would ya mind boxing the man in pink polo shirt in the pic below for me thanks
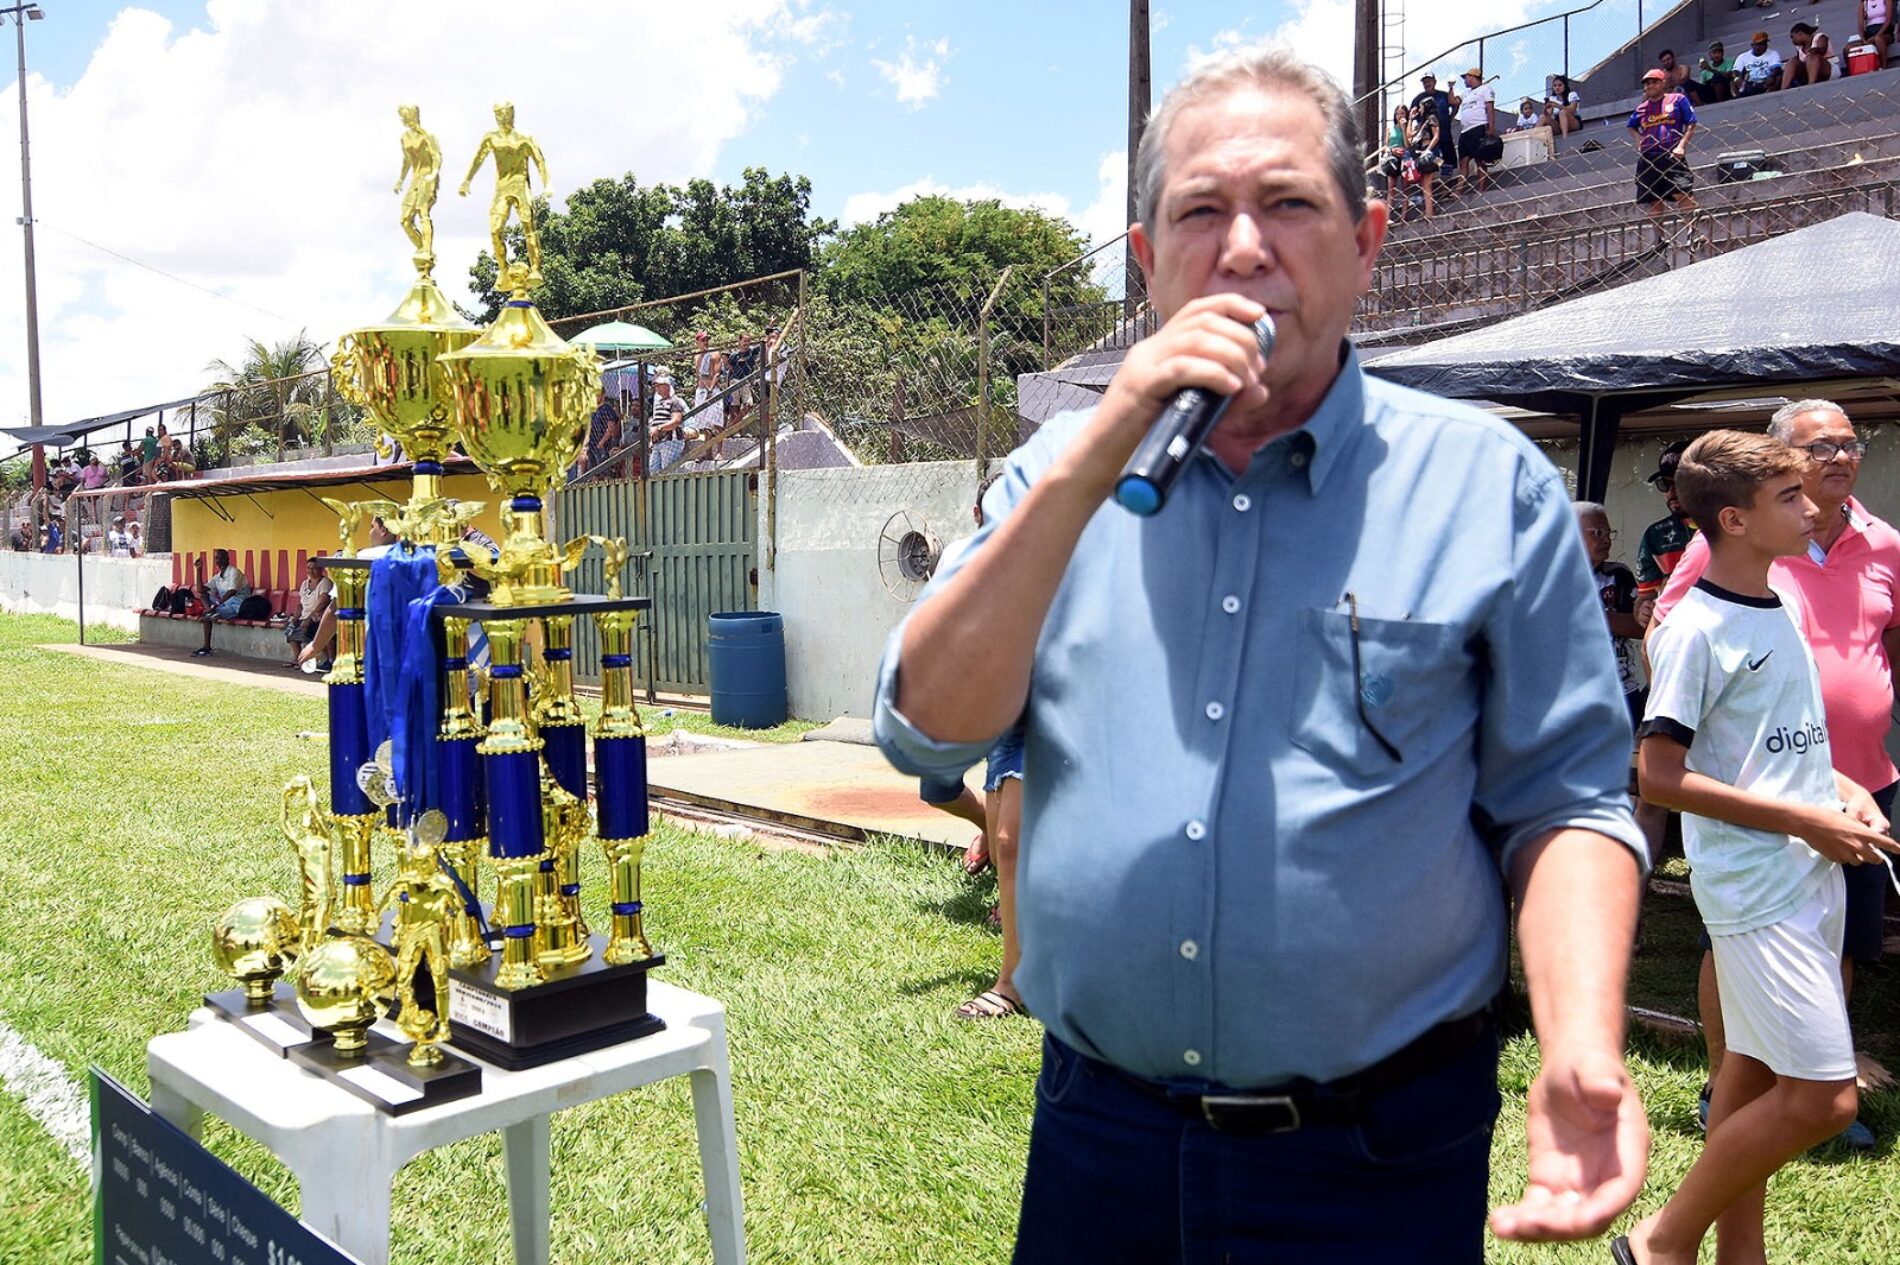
[1650,398,1899,1150]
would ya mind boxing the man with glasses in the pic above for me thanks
[876,48,1648,1260]
[1578,503,1644,727]
[1649,401,1900,1150]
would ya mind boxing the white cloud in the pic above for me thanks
[0,0,830,447]
[871,34,950,110]
[841,148,1129,254]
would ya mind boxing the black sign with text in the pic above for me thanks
[91,1068,361,1265]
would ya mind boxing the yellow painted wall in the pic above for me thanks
[170,473,504,569]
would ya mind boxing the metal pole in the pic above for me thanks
[73,495,82,646]
[1564,17,1570,85]
[12,5,43,437]
[1125,0,1149,320]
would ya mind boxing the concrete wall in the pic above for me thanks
[0,552,172,631]
[759,461,986,721]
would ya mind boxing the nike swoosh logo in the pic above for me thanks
[1747,651,1773,671]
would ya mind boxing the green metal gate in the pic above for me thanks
[556,470,758,692]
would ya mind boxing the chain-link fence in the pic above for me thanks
[1363,63,1900,341]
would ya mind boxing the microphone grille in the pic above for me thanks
[1253,314,1278,359]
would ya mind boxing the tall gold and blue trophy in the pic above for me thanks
[205,103,664,1111]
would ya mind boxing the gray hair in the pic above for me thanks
[1767,398,1848,443]
[1133,46,1366,233]
[1572,500,1608,519]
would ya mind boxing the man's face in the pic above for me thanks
[1420,77,1435,94]
[1739,471,1817,558]
[306,560,321,582]
[1658,471,1682,515]
[1751,37,1769,54]
[1785,408,1860,504]
[1578,511,1613,566]
[1643,78,1665,100]
[1130,85,1386,406]
[656,381,673,398]
[1659,52,1677,70]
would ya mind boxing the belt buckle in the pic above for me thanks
[1199,1093,1302,1134]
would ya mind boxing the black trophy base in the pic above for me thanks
[204,983,319,1057]
[446,936,666,1070]
[288,1030,483,1115]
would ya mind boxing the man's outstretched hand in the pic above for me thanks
[1491,1045,1649,1241]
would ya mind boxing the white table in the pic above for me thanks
[146,980,747,1265]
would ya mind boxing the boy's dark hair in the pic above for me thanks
[1675,430,1808,538]
[1791,21,1814,37]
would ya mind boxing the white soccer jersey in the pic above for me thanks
[1641,579,1838,934]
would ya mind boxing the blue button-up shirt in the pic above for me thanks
[874,347,1645,1088]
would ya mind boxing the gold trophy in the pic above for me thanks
[211,897,301,1005]
[439,103,598,604]
[280,776,334,968]
[331,108,483,546]
[380,838,459,1067]
[293,934,395,1058]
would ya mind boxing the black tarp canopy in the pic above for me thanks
[1,395,201,448]
[1363,212,1900,498]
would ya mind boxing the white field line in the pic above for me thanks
[0,1013,90,1168]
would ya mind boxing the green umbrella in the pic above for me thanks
[571,319,673,353]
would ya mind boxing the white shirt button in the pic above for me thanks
[1180,939,1200,960]
[1185,820,1207,841]
[1221,595,1241,614]
[1205,701,1225,721]
[1290,450,1309,469]
[1183,1048,1203,1067]
[1232,494,1252,512]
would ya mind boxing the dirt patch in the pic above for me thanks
[802,785,938,822]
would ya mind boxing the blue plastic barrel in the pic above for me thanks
[708,611,788,728]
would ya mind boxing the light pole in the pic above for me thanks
[6,2,42,442]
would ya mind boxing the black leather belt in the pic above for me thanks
[1097,1008,1493,1136]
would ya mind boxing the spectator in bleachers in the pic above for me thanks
[1732,30,1783,98]
[125,520,142,556]
[728,331,759,429]
[692,331,723,429]
[286,557,333,669]
[51,457,78,495]
[1657,49,1701,104]
[1783,22,1833,90]
[138,426,159,481]
[40,517,61,553]
[1861,0,1895,71]
[80,454,107,491]
[1453,66,1497,193]
[107,515,134,557]
[585,388,620,475]
[1510,97,1543,131]
[1697,42,1735,104]
[116,441,140,485]
[1545,74,1583,136]
[191,548,249,657]
[648,371,688,473]
[1629,68,1706,250]
[1410,72,1457,170]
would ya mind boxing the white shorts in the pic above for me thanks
[1710,867,1854,1081]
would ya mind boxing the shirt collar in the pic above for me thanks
[1288,341,1364,495]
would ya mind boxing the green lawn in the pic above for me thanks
[0,611,1896,1262]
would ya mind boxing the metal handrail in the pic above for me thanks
[1353,0,1611,109]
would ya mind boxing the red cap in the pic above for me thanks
[1642,68,1667,82]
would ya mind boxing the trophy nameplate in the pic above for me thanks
[446,935,665,1070]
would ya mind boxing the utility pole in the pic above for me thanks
[1353,0,1381,157]
[6,2,44,486]
[1126,0,1149,313]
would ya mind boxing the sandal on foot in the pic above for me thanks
[955,989,1024,1021]
[963,834,992,875]
[1610,1235,1637,1265]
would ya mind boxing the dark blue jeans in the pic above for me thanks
[1012,1030,1500,1264]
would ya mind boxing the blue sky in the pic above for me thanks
[0,0,1554,440]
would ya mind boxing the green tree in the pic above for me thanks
[816,196,1092,305]
[201,331,341,463]
[466,167,833,323]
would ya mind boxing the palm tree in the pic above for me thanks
[201,331,333,462]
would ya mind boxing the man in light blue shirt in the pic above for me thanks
[875,47,1650,1263]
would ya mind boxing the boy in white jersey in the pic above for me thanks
[1619,430,1898,1265]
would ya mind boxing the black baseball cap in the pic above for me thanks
[1647,438,1690,485]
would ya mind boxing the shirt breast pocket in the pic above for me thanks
[1289,608,1477,780]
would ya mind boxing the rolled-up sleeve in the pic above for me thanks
[1474,460,1649,874]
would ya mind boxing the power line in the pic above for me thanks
[37,220,307,328]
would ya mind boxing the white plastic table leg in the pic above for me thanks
[289,1123,393,1265]
[147,1080,204,1141]
[688,1017,746,1265]
[501,1112,552,1265]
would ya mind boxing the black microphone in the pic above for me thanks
[1114,313,1277,517]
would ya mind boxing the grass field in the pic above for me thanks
[0,611,1895,1263]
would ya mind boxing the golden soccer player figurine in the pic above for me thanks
[379,840,459,1066]
[393,104,442,276]
[458,101,550,289]
[280,775,334,967]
